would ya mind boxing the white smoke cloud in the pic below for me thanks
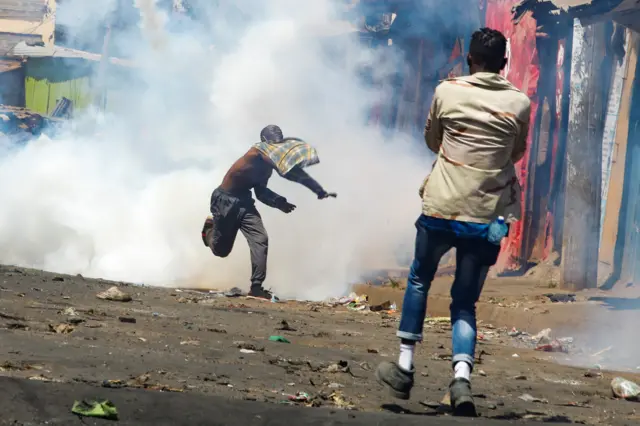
[0,0,432,300]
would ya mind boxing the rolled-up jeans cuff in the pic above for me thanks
[452,354,474,370]
[396,330,422,342]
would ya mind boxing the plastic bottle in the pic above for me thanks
[487,216,508,245]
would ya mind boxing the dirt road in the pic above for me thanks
[0,265,638,425]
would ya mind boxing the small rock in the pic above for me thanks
[367,348,379,354]
[278,320,296,331]
[513,375,527,380]
[52,277,65,282]
[518,393,548,404]
[118,316,137,324]
[478,370,487,377]
[96,286,132,302]
[328,382,344,389]
[62,307,78,317]
[512,354,519,358]
[180,340,200,346]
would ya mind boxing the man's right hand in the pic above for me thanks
[277,200,296,214]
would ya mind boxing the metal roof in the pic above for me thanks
[0,58,21,73]
[0,31,42,56]
[0,0,49,22]
[513,0,640,33]
[7,41,136,67]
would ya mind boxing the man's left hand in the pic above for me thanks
[318,190,337,199]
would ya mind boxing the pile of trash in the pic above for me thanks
[326,292,397,313]
[503,327,573,353]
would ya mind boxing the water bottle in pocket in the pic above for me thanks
[487,216,508,246]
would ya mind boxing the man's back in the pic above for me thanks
[219,148,273,197]
[430,72,530,169]
[421,72,531,224]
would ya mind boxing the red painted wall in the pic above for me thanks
[485,0,540,271]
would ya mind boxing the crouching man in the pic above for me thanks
[201,125,336,300]
[375,28,531,416]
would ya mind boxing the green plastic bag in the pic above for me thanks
[269,335,291,344]
[71,399,119,420]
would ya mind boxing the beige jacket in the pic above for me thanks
[420,72,531,224]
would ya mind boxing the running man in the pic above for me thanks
[201,125,336,300]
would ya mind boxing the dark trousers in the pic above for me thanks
[397,215,501,369]
[206,188,269,289]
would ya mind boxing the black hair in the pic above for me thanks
[469,28,507,73]
[260,125,284,143]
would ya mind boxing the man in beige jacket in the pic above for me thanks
[376,28,531,417]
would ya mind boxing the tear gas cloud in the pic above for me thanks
[0,0,432,300]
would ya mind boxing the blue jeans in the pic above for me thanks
[397,215,501,369]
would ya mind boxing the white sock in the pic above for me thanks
[454,361,471,381]
[398,343,415,371]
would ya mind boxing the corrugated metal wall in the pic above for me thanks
[485,0,541,272]
[0,66,25,107]
[23,57,93,116]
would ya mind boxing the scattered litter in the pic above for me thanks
[532,328,552,345]
[138,337,147,343]
[240,349,256,354]
[269,336,291,344]
[236,342,264,352]
[535,340,568,353]
[559,401,593,408]
[287,392,310,402]
[359,362,372,371]
[329,391,355,409]
[544,293,576,303]
[180,340,200,346]
[271,295,280,303]
[118,316,137,324]
[478,370,487,377]
[0,361,35,372]
[328,382,344,389]
[508,327,521,337]
[96,286,132,302]
[49,323,74,334]
[224,287,245,298]
[102,379,126,389]
[7,322,29,330]
[425,317,451,325]
[71,400,118,421]
[325,360,351,374]
[584,369,603,378]
[519,393,549,404]
[347,302,367,311]
[512,354,519,358]
[28,374,61,383]
[370,301,394,312]
[611,377,640,401]
[62,307,79,317]
[327,293,368,309]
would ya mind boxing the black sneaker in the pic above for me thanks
[201,216,213,247]
[247,286,277,301]
[375,361,414,400]
[449,378,477,417]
